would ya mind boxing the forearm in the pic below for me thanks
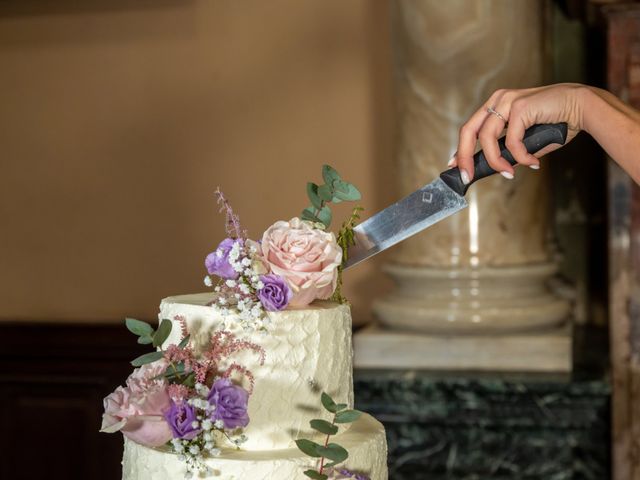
[581,86,640,183]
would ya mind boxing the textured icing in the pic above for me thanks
[123,413,388,480]
[159,293,354,450]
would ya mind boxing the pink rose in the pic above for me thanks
[100,361,172,447]
[260,217,342,307]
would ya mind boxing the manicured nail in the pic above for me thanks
[500,171,514,179]
[529,164,540,170]
[460,169,470,185]
[448,153,457,167]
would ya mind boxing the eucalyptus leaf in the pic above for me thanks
[301,207,320,223]
[334,409,362,424]
[317,205,332,228]
[131,351,163,367]
[310,419,338,435]
[125,318,154,337]
[303,470,328,480]
[307,183,323,210]
[317,184,334,202]
[316,442,348,466]
[177,335,190,349]
[182,372,196,388]
[332,180,361,202]
[295,439,323,458]
[321,392,339,413]
[322,164,341,185]
[334,403,348,411]
[137,335,153,345]
[153,319,173,347]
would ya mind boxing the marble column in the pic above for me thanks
[374,0,570,334]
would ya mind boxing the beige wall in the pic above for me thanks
[0,0,393,324]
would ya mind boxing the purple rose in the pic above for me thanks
[257,274,292,311]
[205,238,241,280]
[164,401,201,440]
[207,378,249,429]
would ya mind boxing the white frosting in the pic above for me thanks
[159,293,354,450]
[123,413,388,480]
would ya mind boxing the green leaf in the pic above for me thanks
[153,319,172,347]
[317,184,334,202]
[316,442,348,467]
[334,409,362,424]
[131,351,163,367]
[295,439,323,458]
[180,371,196,388]
[307,183,323,210]
[322,164,341,185]
[317,205,332,228]
[125,318,154,337]
[303,470,328,480]
[301,207,320,223]
[332,180,361,202]
[177,334,190,349]
[334,403,348,411]
[321,392,339,413]
[310,419,338,435]
[137,335,153,345]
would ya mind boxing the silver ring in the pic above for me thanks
[487,106,507,123]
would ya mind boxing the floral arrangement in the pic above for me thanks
[295,392,370,480]
[101,164,369,478]
[203,165,362,329]
[101,317,265,477]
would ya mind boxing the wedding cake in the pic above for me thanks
[101,166,389,479]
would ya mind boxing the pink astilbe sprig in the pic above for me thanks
[215,188,247,240]
[164,344,196,371]
[224,362,256,394]
[167,384,193,403]
[198,330,265,391]
[177,315,189,341]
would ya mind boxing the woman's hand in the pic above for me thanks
[450,83,586,184]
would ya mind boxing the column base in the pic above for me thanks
[353,323,572,373]
[373,262,571,334]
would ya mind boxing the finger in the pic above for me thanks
[455,90,506,182]
[504,99,540,168]
[478,106,514,178]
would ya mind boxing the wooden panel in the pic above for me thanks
[0,323,146,480]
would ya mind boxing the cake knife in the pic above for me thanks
[343,122,568,270]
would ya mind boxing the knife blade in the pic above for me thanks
[343,122,568,270]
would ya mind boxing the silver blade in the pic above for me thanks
[343,177,467,269]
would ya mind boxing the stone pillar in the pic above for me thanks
[374,0,570,334]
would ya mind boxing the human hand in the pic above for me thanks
[450,83,586,184]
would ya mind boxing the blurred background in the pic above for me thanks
[2,0,640,479]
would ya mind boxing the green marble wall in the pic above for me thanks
[354,371,610,479]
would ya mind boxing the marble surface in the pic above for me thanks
[354,370,610,479]
[354,323,572,372]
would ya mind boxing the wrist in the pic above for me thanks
[576,85,601,135]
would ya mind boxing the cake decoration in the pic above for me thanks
[101,316,265,477]
[101,165,389,479]
[203,165,363,330]
[295,392,370,480]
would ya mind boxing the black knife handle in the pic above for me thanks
[440,122,568,196]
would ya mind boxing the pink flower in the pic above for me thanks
[100,361,173,447]
[260,217,342,307]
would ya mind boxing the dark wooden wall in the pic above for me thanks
[0,323,145,480]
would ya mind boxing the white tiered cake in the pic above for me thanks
[121,294,388,479]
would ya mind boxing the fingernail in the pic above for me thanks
[460,169,470,185]
[448,153,457,167]
[500,171,514,179]
[529,164,540,170]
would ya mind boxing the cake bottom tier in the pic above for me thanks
[122,413,388,480]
